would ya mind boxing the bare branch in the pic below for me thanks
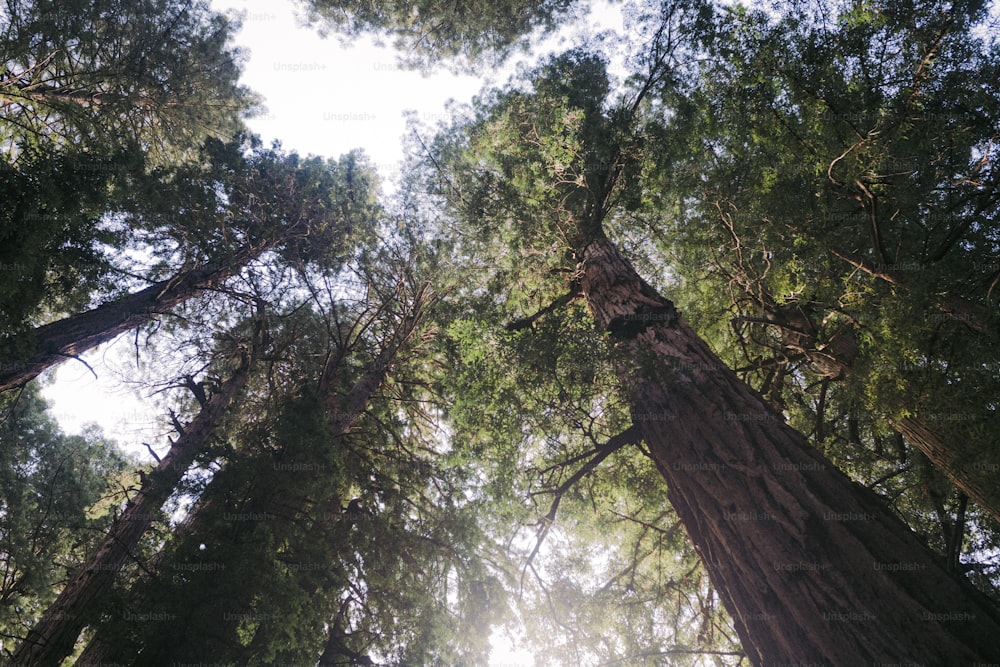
[505,280,582,331]
[520,425,642,584]
[142,443,161,464]
[54,352,98,381]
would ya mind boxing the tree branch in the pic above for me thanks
[54,352,98,381]
[505,281,582,331]
[831,247,994,334]
[521,425,642,581]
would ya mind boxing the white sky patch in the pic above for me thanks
[489,625,537,667]
[211,0,626,192]
[212,0,486,191]
[39,337,168,457]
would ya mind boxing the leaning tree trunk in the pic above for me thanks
[76,286,429,665]
[892,416,1000,527]
[579,236,1000,665]
[12,346,256,667]
[0,235,280,395]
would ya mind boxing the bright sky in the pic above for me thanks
[210,0,487,187]
[37,7,628,446]
[42,0,625,444]
[38,0,627,663]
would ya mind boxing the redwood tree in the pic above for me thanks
[424,42,1000,663]
[649,0,1000,525]
[11,325,260,666]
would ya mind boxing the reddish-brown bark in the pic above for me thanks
[742,294,1000,526]
[580,236,1000,665]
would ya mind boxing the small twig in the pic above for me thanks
[142,443,161,464]
[55,352,98,381]
[168,409,185,437]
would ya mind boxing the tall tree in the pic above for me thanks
[10,322,261,666]
[0,0,262,366]
[10,138,381,663]
[647,0,1000,523]
[422,37,1000,663]
[0,137,378,394]
[434,294,745,663]
[78,242,509,665]
[0,387,130,659]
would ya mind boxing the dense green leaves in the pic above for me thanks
[0,0,259,160]
[296,0,581,71]
[0,387,132,643]
[644,0,1000,531]
[0,146,143,335]
[6,0,1000,663]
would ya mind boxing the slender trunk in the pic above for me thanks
[0,256,258,393]
[11,351,255,667]
[78,288,429,665]
[69,495,223,667]
[751,297,1000,525]
[892,416,1000,526]
[579,237,1000,665]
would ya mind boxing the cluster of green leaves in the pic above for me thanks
[0,0,259,160]
[296,0,582,72]
[0,146,143,336]
[0,387,133,643]
[125,135,381,279]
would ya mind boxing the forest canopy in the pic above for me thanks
[2,0,999,664]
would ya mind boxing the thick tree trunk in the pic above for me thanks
[0,250,263,394]
[579,236,1000,665]
[12,350,255,667]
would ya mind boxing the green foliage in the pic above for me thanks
[0,134,383,401]
[128,135,382,276]
[296,0,581,72]
[0,0,260,161]
[0,386,132,645]
[0,145,144,335]
[643,0,1000,581]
